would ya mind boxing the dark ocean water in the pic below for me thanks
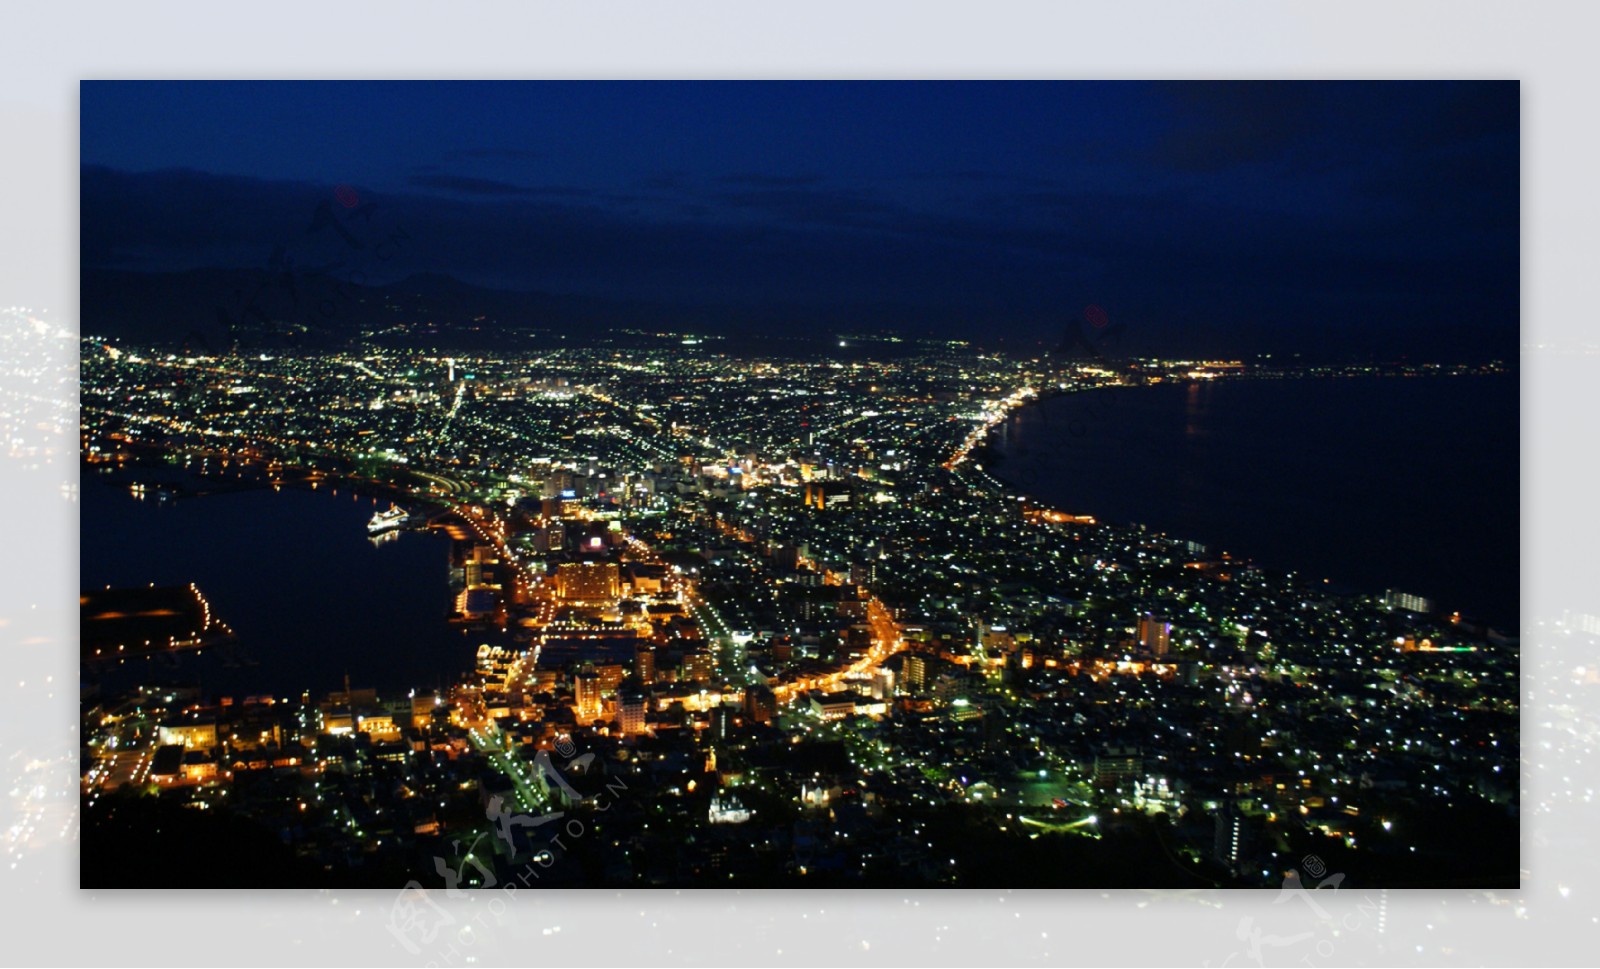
[990,375,1520,630]
[80,480,494,699]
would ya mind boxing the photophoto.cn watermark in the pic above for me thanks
[1211,855,1387,967]
[211,184,412,353]
[385,738,630,965]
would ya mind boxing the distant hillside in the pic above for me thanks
[80,266,995,355]
[80,267,698,351]
[78,267,1511,363]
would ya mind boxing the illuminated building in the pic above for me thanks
[682,650,715,683]
[708,794,752,824]
[594,663,626,695]
[803,481,852,509]
[1093,746,1142,788]
[543,470,575,498]
[809,691,863,720]
[1213,804,1258,874]
[534,521,566,552]
[1384,589,1434,614]
[626,563,666,594]
[181,751,218,784]
[557,561,621,603]
[634,643,657,684]
[1137,614,1171,657]
[158,719,218,749]
[710,703,735,739]
[902,653,927,693]
[619,684,648,736]
[465,545,501,590]
[574,667,604,723]
[411,692,443,727]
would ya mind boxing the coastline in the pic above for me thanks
[79,469,478,699]
[976,372,1519,631]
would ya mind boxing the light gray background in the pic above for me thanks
[1,1,1592,965]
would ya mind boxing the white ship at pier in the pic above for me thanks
[367,504,412,535]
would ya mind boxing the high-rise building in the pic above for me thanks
[902,653,927,693]
[1213,804,1258,874]
[743,684,777,723]
[634,643,657,684]
[619,683,648,736]
[1137,614,1171,657]
[682,650,716,683]
[710,703,735,740]
[535,521,567,553]
[543,470,575,499]
[574,667,603,724]
[594,663,626,695]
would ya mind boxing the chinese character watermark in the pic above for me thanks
[386,746,630,964]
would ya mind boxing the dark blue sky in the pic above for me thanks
[80,81,1518,357]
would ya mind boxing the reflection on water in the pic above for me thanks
[1184,381,1203,439]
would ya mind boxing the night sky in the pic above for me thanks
[80,81,1519,358]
